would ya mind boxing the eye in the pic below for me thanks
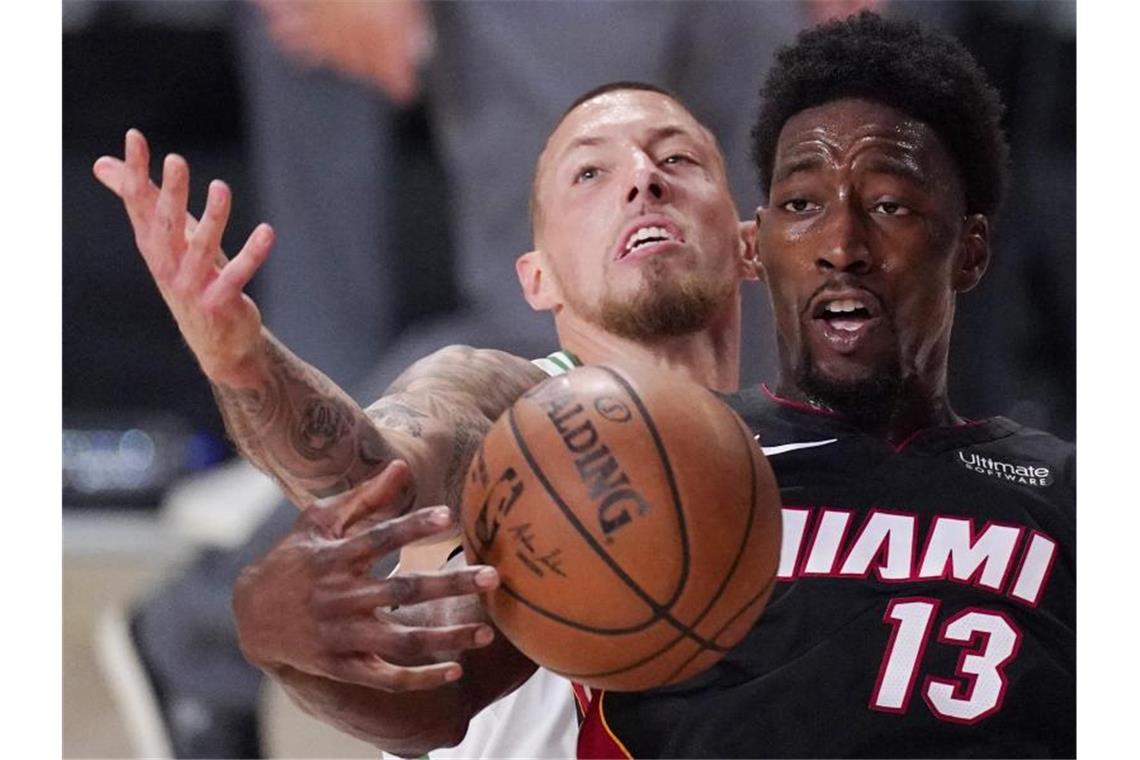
[662,154,695,167]
[780,198,820,213]
[871,200,911,216]
[574,166,600,184]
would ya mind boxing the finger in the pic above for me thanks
[333,506,455,568]
[316,460,412,537]
[320,620,495,661]
[92,156,127,196]
[324,655,462,693]
[184,179,232,286]
[121,129,153,231]
[93,155,203,239]
[207,223,273,303]
[155,154,191,256]
[314,566,499,616]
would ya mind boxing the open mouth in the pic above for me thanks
[813,297,877,331]
[808,290,884,352]
[617,219,684,261]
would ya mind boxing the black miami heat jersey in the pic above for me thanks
[578,385,1075,758]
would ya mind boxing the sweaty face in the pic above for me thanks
[757,98,975,418]
[533,90,743,341]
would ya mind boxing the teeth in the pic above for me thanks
[625,225,675,252]
[824,298,866,314]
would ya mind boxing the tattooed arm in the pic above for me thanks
[211,339,546,515]
[94,130,544,507]
[233,351,551,753]
[207,332,399,506]
[362,344,548,513]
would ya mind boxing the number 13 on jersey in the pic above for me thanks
[871,598,1021,723]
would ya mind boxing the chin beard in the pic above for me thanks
[796,346,903,427]
[589,267,732,342]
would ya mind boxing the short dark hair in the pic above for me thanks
[751,11,1009,218]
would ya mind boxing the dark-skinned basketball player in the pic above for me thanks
[577,13,1075,757]
[96,12,1074,758]
[94,82,759,756]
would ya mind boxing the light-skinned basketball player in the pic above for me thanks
[94,83,759,755]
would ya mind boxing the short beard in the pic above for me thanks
[796,344,903,428]
[587,265,732,342]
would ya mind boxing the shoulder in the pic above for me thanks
[718,385,769,421]
[989,418,1075,486]
[717,385,828,444]
[976,418,1076,525]
[384,346,545,400]
[405,345,537,377]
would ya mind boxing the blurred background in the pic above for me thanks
[61,1,1075,757]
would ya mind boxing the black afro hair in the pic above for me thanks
[752,11,1009,218]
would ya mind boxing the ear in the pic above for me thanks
[953,214,990,293]
[737,219,761,282]
[748,207,768,284]
[516,249,560,311]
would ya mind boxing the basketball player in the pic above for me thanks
[577,13,1075,757]
[238,12,1073,758]
[94,82,758,755]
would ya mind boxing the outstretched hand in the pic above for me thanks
[93,129,274,385]
[234,460,501,692]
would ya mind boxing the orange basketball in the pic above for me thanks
[460,362,781,691]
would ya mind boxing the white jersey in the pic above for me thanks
[399,351,583,760]
[429,668,577,759]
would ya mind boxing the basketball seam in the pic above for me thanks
[660,411,781,684]
[507,370,731,653]
[547,401,772,682]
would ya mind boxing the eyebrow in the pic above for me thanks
[555,124,701,164]
[772,152,928,187]
[558,135,606,161]
[862,155,927,187]
[772,154,827,184]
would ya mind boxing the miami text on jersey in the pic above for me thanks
[775,506,1057,607]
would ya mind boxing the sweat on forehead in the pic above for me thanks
[529,84,721,232]
[750,11,1009,218]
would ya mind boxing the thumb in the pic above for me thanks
[315,460,414,538]
[92,156,127,196]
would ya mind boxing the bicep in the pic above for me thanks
[383,346,548,416]
[365,347,547,509]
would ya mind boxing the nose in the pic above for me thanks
[816,199,872,275]
[625,153,669,206]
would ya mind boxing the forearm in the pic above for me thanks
[209,330,398,503]
[210,342,547,509]
[263,592,537,758]
[273,665,470,756]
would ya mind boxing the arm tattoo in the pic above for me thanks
[293,398,353,460]
[212,343,545,507]
[382,346,548,511]
[443,412,492,514]
[366,401,428,438]
[210,336,396,500]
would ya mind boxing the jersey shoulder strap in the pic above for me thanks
[531,349,582,377]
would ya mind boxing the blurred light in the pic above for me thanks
[62,420,223,501]
[183,431,227,471]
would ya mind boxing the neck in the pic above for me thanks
[554,300,741,392]
[775,370,962,445]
